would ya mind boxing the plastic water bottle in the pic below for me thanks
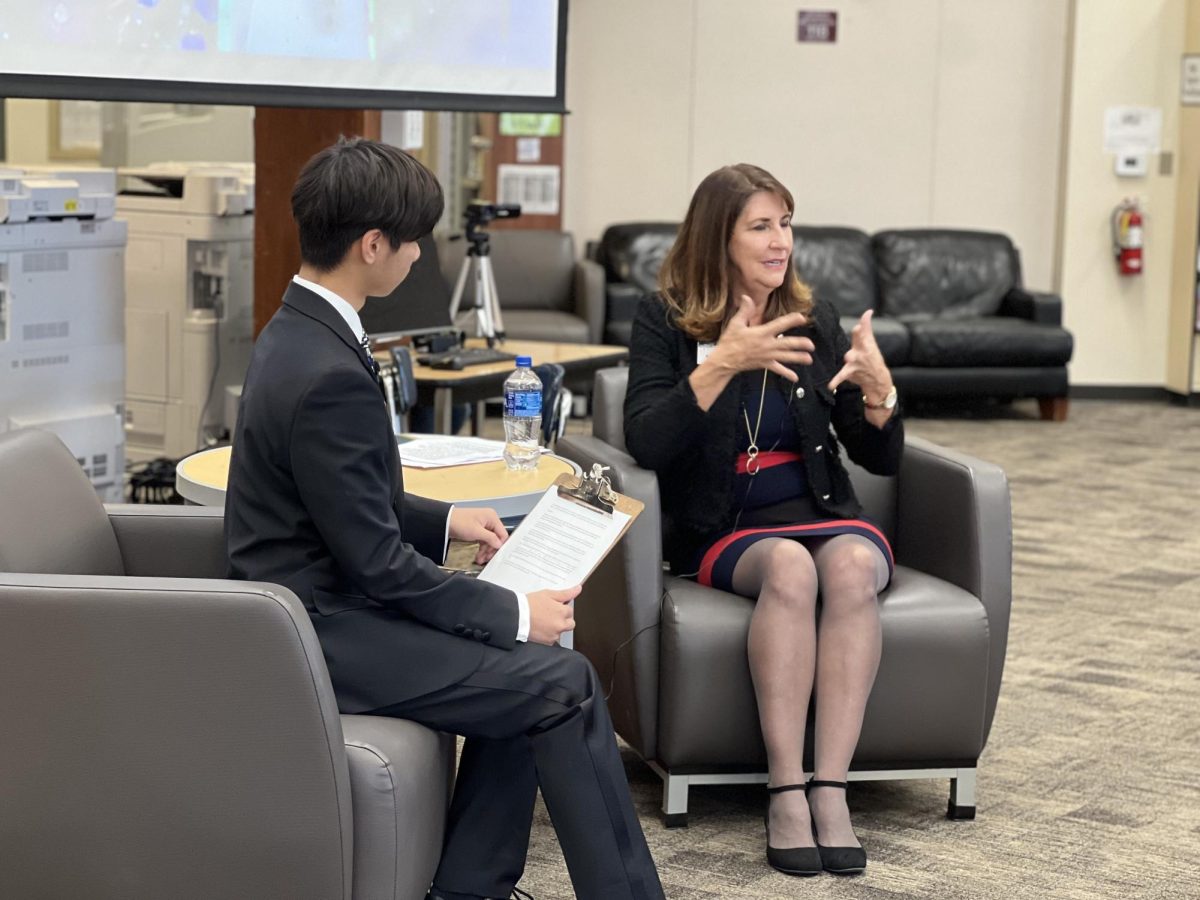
[503,356,542,470]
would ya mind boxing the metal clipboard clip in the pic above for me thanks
[556,463,618,516]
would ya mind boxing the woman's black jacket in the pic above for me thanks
[623,293,904,571]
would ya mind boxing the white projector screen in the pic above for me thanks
[0,0,566,112]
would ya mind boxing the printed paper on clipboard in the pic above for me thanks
[477,468,643,594]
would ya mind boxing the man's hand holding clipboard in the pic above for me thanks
[477,465,644,644]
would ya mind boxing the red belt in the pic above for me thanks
[736,450,803,475]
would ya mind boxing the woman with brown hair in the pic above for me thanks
[624,164,903,877]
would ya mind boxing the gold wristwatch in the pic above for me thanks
[863,385,898,410]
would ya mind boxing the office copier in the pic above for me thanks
[0,166,127,502]
[118,163,254,461]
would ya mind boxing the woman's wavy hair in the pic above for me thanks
[660,164,812,342]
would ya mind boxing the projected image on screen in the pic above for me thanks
[0,0,561,104]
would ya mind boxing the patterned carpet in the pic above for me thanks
[508,399,1200,899]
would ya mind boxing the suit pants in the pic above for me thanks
[372,641,664,900]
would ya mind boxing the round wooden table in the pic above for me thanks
[176,444,580,521]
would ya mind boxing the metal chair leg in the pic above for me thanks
[948,766,977,819]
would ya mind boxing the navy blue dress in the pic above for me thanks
[693,373,894,592]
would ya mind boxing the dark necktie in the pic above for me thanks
[360,330,383,387]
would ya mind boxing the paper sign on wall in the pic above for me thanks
[516,137,542,163]
[1103,106,1162,154]
[1183,56,1200,106]
[401,112,424,150]
[498,164,560,216]
[499,114,561,137]
[797,10,837,43]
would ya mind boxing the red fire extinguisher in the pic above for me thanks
[1112,199,1144,276]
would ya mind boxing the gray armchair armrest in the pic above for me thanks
[0,573,354,900]
[999,286,1063,325]
[106,503,227,578]
[573,257,607,344]
[894,436,1012,740]
[340,715,454,900]
[556,433,663,758]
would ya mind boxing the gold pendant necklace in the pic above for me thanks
[741,368,769,476]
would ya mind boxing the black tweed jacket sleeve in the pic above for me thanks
[624,293,903,566]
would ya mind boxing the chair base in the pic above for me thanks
[647,761,979,828]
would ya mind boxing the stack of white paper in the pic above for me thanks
[478,486,631,593]
[398,437,507,468]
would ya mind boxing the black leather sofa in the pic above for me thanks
[593,224,1074,420]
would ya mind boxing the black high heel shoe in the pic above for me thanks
[807,779,867,874]
[764,783,823,876]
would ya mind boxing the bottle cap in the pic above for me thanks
[516,356,533,367]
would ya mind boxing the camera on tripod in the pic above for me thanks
[449,201,523,344]
[465,201,522,225]
[463,201,522,247]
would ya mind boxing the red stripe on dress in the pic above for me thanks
[735,450,803,474]
[697,519,894,586]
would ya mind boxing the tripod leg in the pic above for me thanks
[479,256,506,340]
[473,260,493,340]
[449,255,472,321]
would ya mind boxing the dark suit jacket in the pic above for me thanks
[624,293,904,571]
[225,282,519,713]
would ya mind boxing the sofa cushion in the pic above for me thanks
[440,230,576,311]
[793,226,877,318]
[596,223,678,294]
[873,230,1021,319]
[841,314,910,367]
[907,318,1074,367]
[496,309,590,344]
[605,319,634,347]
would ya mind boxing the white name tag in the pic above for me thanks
[696,342,716,365]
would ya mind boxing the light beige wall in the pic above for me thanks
[1058,0,1186,386]
[3,99,54,164]
[564,0,1069,289]
[563,0,696,239]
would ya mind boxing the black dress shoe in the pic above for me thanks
[807,779,867,874]
[764,783,823,876]
[426,888,534,900]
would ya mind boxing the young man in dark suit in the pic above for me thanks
[224,138,664,900]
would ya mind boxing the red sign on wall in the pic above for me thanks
[797,10,838,43]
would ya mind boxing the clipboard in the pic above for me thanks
[553,464,643,519]
[475,464,643,593]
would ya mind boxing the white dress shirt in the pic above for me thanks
[293,275,530,642]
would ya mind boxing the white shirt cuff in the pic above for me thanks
[515,592,530,642]
[442,505,453,563]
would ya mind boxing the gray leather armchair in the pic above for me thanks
[0,429,454,900]
[557,369,1013,826]
[438,229,605,345]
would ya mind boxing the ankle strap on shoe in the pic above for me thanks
[766,782,808,795]
[806,779,848,790]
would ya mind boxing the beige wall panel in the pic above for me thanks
[689,0,941,229]
[564,0,1070,303]
[1058,0,1185,386]
[4,99,53,164]
[931,0,1070,290]
[1166,0,1200,394]
[562,0,696,244]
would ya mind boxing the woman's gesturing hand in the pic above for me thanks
[827,310,894,402]
[712,295,814,383]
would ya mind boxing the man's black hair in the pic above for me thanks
[291,136,445,272]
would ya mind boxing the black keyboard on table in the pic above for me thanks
[416,346,518,370]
